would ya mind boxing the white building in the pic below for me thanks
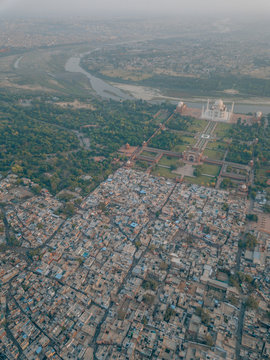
[201,99,234,122]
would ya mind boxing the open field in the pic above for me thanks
[152,165,178,179]
[214,122,232,138]
[226,165,248,176]
[169,135,196,153]
[204,148,225,160]
[172,144,189,153]
[196,163,221,176]
[158,155,181,167]
[255,168,269,186]
[141,150,157,158]
[206,141,228,151]
[181,136,196,145]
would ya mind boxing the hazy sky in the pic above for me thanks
[1,0,270,16]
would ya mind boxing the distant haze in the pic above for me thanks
[1,0,270,17]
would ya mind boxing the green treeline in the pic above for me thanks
[0,94,168,194]
[148,131,184,151]
[166,114,193,131]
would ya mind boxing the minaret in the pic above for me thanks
[229,102,234,121]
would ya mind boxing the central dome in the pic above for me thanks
[214,99,224,108]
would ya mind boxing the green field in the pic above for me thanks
[256,168,268,179]
[152,163,218,184]
[206,141,227,151]
[226,166,248,176]
[255,167,269,186]
[182,136,196,145]
[152,165,178,179]
[141,150,157,158]
[158,155,180,167]
[171,136,195,153]
[204,148,224,160]
[187,119,208,133]
[196,163,221,176]
[166,131,196,147]
[172,144,189,152]
[214,122,232,138]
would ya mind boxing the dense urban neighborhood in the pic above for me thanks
[0,166,269,359]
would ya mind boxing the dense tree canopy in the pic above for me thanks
[0,94,169,194]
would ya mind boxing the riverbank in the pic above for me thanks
[65,55,132,101]
[65,53,270,114]
[111,82,270,114]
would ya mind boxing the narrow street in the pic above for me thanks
[235,301,246,360]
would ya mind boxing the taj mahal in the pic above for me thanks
[201,99,234,122]
[176,98,261,124]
